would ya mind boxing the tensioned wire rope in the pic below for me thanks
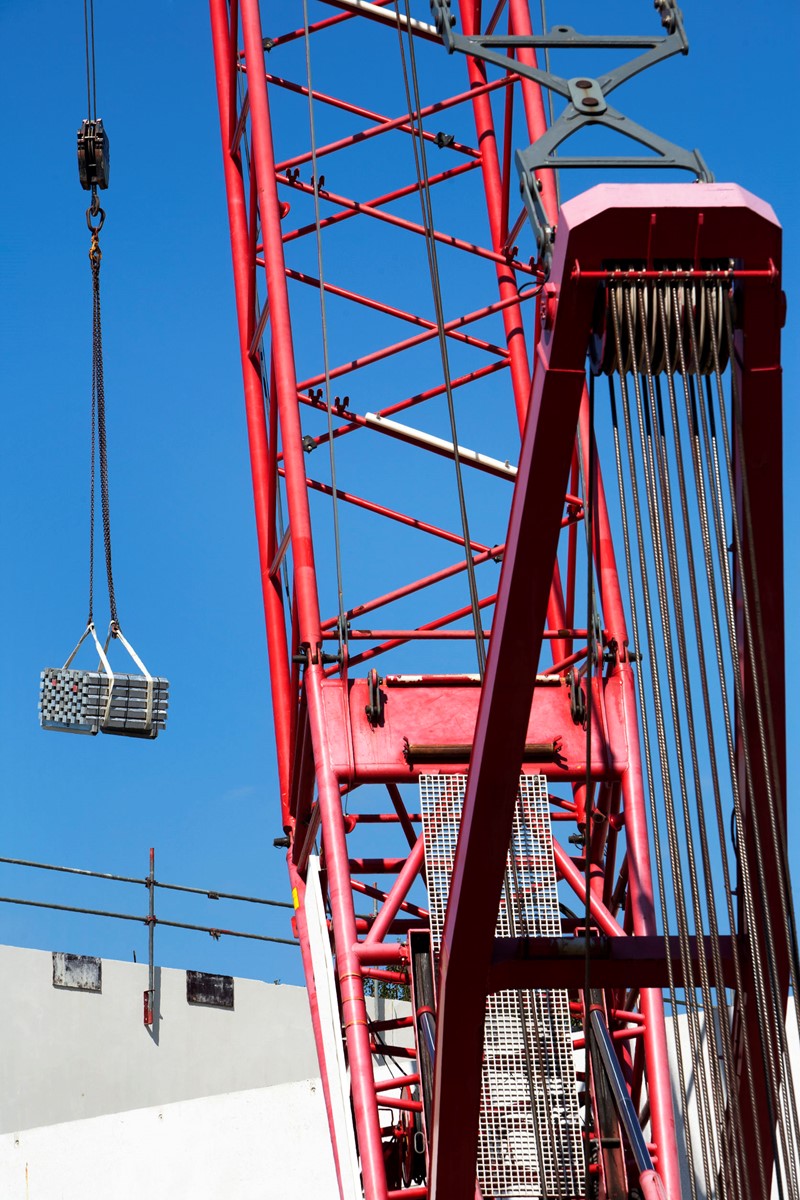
[605,314,703,1200]
[682,286,800,1200]
[302,0,349,666]
[704,295,800,1197]
[397,7,579,1193]
[83,0,97,123]
[633,285,739,1200]
[396,8,569,1193]
[615,284,734,1200]
[578,369,598,1200]
[606,278,800,1200]
[82,0,119,637]
[394,0,487,679]
[650,289,751,1200]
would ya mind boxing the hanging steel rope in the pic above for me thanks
[301,0,349,666]
[87,217,119,632]
[39,0,169,741]
[599,271,800,1200]
[394,0,487,678]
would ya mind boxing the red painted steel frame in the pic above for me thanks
[210,4,787,1199]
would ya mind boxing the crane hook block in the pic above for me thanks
[77,119,110,191]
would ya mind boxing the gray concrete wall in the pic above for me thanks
[0,943,319,1133]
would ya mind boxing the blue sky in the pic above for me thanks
[0,1,797,987]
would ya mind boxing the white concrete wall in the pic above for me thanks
[666,1004,800,1200]
[0,1080,339,1199]
[0,944,320,1132]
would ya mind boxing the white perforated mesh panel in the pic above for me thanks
[420,773,584,1198]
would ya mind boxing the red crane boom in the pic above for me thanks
[210,3,798,1198]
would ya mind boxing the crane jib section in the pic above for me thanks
[210,3,797,1199]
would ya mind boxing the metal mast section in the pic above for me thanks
[210,3,798,1199]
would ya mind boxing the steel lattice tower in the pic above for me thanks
[210,4,798,1198]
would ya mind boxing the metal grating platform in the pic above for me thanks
[420,773,584,1198]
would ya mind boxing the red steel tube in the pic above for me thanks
[551,839,624,939]
[320,545,503,632]
[240,0,322,655]
[304,668,389,1199]
[365,834,427,946]
[296,360,508,457]
[294,290,536,392]
[351,878,428,921]
[356,942,407,965]
[268,0,395,49]
[293,470,489,552]
[266,71,479,161]
[275,74,513,171]
[286,266,507,357]
[507,0,559,226]
[276,176,533,277]
[344,593,498,671]
[457,3,535,430]
[283,160,483,246]
[375,1073,420,1092]
[376,1096,424,1114]
[238,6,387,1196]
[325,629,493,640]
[209,0,293,822]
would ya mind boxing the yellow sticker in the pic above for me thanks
[292,887,300,910]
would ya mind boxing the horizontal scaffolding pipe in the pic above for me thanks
[0,854,294,908]
[0,894,298,946]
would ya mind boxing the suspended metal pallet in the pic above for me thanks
[39,669,169,738]
[39,625,169,739]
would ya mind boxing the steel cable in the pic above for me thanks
[577,373,597,1200]
[302,0,349,665]
[657,286,758,1197]
[700,301,800,1197]
[681,365,770,1195]
[605,276,800,1199]
[694,351,793,1199]
[87,231,119,630]
[83,0,97,122]
[717,294,800,1045]
[641,289,735,1199]
[620,286,716,1200]
[395,0,487,677]
[607,288,700,1200]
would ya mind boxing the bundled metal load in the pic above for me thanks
[39,669,168,738]
[40,624,169,740]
